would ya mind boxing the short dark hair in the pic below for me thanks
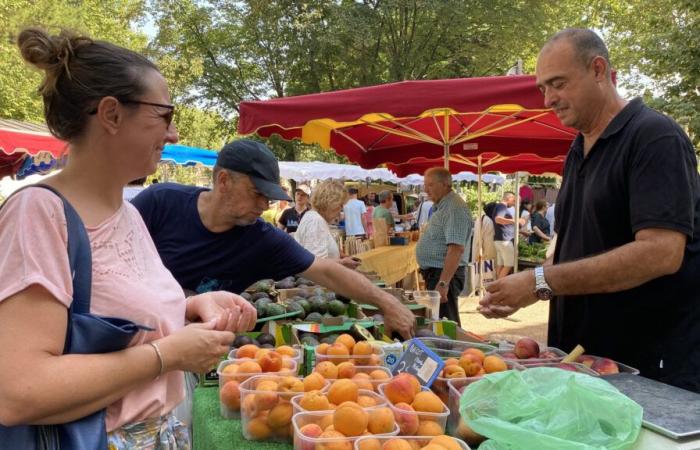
[348,187,359,195]
[546,28,611,76]
[18,27,159,141]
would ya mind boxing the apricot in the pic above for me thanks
[272,423,293,439]
[237,360,262,376]
[317,343,331,355]
[299,390,331,411]
[357,395,377,407]
[393,402,419,435]
[514,337,540,359]
[442,365,466,379]
[369,369,390,381]
[319,413,334,431]
[328,379,359,405]
[258,351,284,372]
[416,420,443,436]
[591,357,620,375]
[411,391,443,413]
[337,361,357,379]
[327,343,351,363]
[245,416,271,440]
[461,348,486,364]
[300,423,323,438]
[304,372,327,392]
[458,354,482,377]
[219,380,241,410]
[316,430,352,450]
[241,393,258,417]
[276,345,297,357]
[357,437,382,450]
[352,340,374,364]
[421,445,445,450]
[237,344,259,359]
[266,401,293,428]
[278,376,304,396]
[383,373,420,405]
[367,406,395,434]
[381,438,413,450]
[352,374,374,391]
[253,390,279,411]
[282,358,295,370]
[429,435,462,450]
[443,358,459,367]
[220,363,239,384]
[334,402,368,436]
[256,380,279,391]
[456,417,485,446]
[483,355,508,373]
[335,334,356,352]
[316,361,339,379]
[366,354,382,366]
[576,355,597,367]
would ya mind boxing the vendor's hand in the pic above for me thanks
[158,320,234,373]
[339,257,361,270]
[478,270,539,315]
[186,291,257,332]
[435,283,448,303]
[382,298,416,340]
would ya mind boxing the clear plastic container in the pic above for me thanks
[292,410,400,450]
[228,344,303,366]
[313,365,392,392]
[291,388,387,415]
[413,337,496,359]
[377,383,450,436]
[573,355,640,375]
[519,361,599,376]
[354,435,471,450]
[217,358,298,419]
[431,358,523,404]
[413,290,441,320]
[315,343,386,366]
[493,346,567,364]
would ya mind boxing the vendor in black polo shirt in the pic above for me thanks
[479,28,700,393]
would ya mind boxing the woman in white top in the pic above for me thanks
[295,180,361,269]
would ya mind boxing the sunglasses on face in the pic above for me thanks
[89,99,175,127]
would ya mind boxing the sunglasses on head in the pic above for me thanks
[89,99,175,127]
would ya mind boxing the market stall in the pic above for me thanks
[355,242,419,286]
[0,118,68,179]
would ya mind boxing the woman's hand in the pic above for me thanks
[186,291,257,332]
[157,320,234,373]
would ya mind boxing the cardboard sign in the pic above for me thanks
[391,338,445,387]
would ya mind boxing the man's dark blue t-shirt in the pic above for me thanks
[132,183,315,294]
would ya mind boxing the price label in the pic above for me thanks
[391,338,445,387]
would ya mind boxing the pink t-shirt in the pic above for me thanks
[0,187,186,432]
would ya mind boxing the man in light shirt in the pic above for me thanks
[343,187,367,237]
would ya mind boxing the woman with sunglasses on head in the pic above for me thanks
[0,28,256,448]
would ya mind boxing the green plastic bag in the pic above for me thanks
[459,367,643,450]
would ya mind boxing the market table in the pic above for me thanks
[193,384,695,450]
[356,242,419,286]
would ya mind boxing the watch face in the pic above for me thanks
[535,288,553,300]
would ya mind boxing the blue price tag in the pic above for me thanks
[391,338,445,387]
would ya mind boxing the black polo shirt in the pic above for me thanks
[549,98,700,392]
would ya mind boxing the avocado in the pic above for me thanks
[324,292,337,301]
[256,332,276,347]
[296,287,312,298]
[312,287,326,297]
[253,279,273,293]
[265,303,286,318]
[252,292,271,301]
[300,335,320,347]
[260,343,274,349]
[321,333,339,345]
[295,277,314,287]
[275,278,295,289]
[328,299,347,317]
[308,296,328,314]
[286,302,305,317]
[240,292,252,302]
[305,312,324,323]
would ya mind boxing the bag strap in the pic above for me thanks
[0,184,92,315]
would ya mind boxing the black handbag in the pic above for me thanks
[0,185,152,449]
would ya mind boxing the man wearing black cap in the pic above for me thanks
[133,139,416,339]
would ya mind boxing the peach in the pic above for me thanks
[299,423,323,438]
[237,360,262,375]
[328,379,359,405]
[576,355,597,368]
[458,354,482,377]
[367,406,395,434]
[337,361,357,379]
[381,438,413,450]
[591,357,620,375]
[276,345,297,357]
[304,372,327,392]
[357,395,377,407]
[442,365,466,379]
[246,416,271,440]
[456,417,485,446]
[258,351,284,372]
[416,420,443,436]
[393,402,419,435]
[327,343,351,363]
[370,369,390,381]
[429,435,462,450]
[316,361,339,379]
[384,373,420,405]
[334,402,368,436]
[267,401,293,428]
[539,350,559,359]
[219,380,241,410]
[317,343,331,355]
[237,344,259,359]
[514,337,540,359]
[483,355,508,373]
[411,391,443,413]
[299,390,330,411]
[316,431,353,450]
[254,348,272,361]
[443,358,459,367]
[461,348,486,364]
[357,437,382,450]
[335,334,356,353]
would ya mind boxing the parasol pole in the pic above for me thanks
[513,171,521,273]
[443,110,450,170]
[477,155,484,300]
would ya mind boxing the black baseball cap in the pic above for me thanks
[216,139,292,201]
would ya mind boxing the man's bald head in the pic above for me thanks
[543,28,612,78]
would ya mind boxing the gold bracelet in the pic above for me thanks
[148,341,165,378]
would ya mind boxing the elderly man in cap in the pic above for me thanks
[133,139,415,339]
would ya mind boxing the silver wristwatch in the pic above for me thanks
[534,266,553,300]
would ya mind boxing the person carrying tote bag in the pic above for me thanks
[0,28,256,449]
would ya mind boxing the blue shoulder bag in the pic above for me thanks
[0,184,152,449]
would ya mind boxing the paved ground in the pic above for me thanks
[457,294,549,343]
